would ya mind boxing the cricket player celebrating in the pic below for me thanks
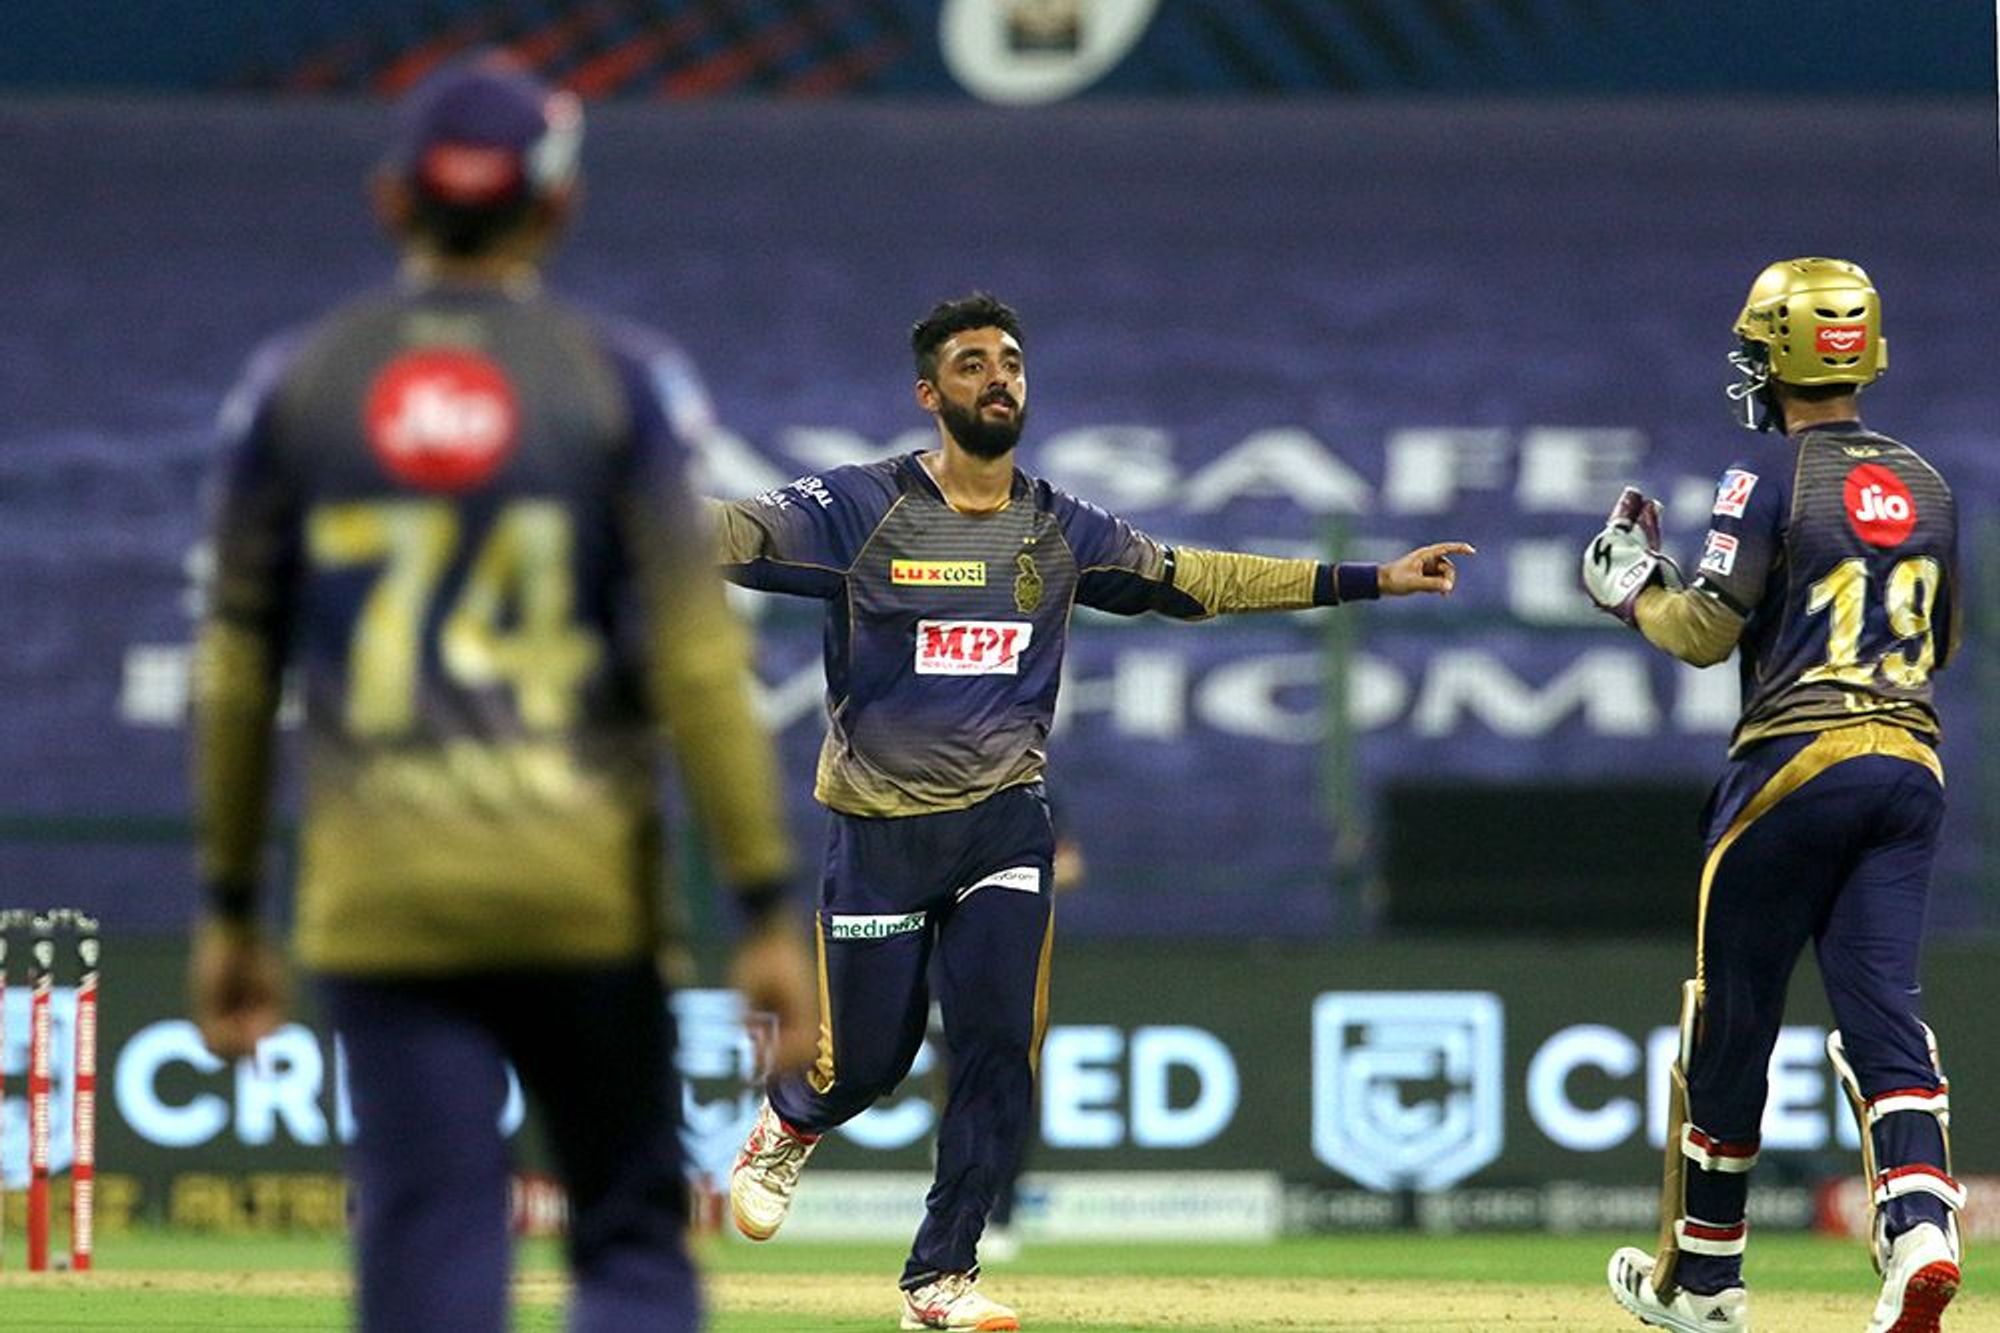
[719,293,1472,1330]
[1587,259,1963,1333]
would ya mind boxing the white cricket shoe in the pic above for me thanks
[1607,1246,1748,1332]
[729,1100,820,1241]
[1868,1222,1959,1333]
[899,1273,1020,1331]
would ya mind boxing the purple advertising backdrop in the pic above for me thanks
[2,98,1992,936]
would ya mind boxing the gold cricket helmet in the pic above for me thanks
[1732,256,1887,386]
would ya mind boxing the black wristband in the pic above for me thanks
[1337,562,1381,602]
[733,879,789,929]
[1313,562,1381,605]
[205,879,257,925]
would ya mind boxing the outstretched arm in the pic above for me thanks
[708,470,892,599]
[1166,541,1471,611]
[1059,486,1473,617]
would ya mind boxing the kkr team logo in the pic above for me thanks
[1310,992,1504,1192]
[1014,553,1044,613]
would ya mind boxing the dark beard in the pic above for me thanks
[939,395,1026,460]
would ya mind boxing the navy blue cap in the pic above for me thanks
[390,57,582,208]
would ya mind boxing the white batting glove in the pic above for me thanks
[1582,486,1681,624]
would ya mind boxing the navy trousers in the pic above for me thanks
[1676,723,1950,1292]
[320,961,697,1333]
[768,783,1056,1288]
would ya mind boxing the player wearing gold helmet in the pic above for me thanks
[1587,259,1964,1333]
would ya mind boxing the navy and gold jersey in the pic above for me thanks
[1662,423,1959,753]
[196,279,790,974]
[715,454,1351,817]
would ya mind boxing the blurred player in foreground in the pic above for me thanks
[1586,259,1962,1333]
[717,292,1472,1331]
[187,59,815,1333]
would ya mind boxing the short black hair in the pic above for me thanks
[911,293,1023,382]
[1779,381,1860,403]
[407,193,538,258]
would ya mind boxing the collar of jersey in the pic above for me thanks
[1792,418,1863,438]
[906,450,1023,515]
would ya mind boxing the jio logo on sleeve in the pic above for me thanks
[1843,463,1917,548]
[364,348,520,492]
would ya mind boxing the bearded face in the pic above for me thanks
[938,388,1027,459]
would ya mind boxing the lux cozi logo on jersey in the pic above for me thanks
[1816,324,1869,355]
[892,560,988,586]
[1845,463,1917,548]
[914,619,1031,675]
[364,348,519,492]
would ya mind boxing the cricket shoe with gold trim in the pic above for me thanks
[899,1273,1019,1331]
[1607,1247,1748,1332]
[1868,1223,1959,1333]
[729,1099,819,1241]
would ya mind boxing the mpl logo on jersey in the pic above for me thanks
[1816,324,1869,355]
[1844,464,1917,547]
[1311,992,1504,1191]
[364,348,519,492]
[892,560,987,587]
[915,619,1031,675]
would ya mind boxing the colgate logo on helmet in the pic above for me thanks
[1816,324,1868,355]
[1843,464,1917,547]
[365,349,519,492]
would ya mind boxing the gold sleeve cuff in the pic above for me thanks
[1635,585,1745,667]
[1171,547,1319,615]
[710,499,773,565]
[192,620,281,888]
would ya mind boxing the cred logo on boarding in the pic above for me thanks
[365,348,519,491]
[1844,464,1917,548]
[915,619,1031,675]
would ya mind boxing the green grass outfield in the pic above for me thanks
[0,1229,1990,1330]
